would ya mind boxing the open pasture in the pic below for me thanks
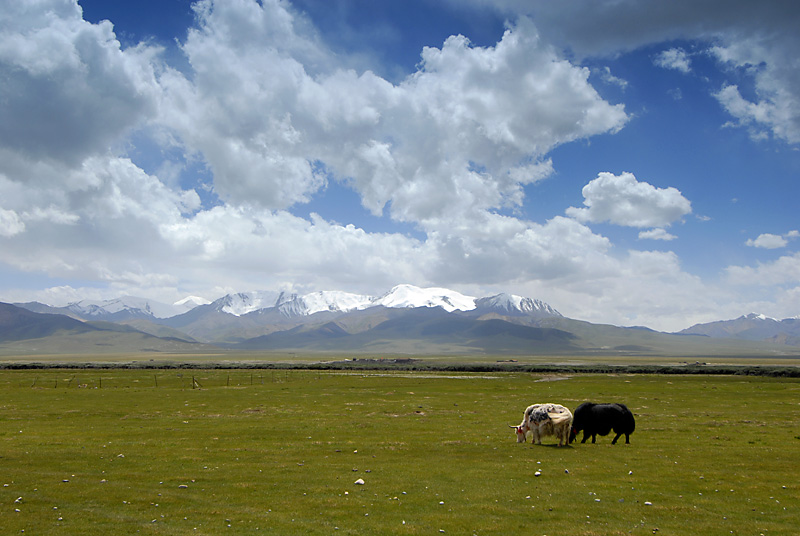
[1,369,798,535]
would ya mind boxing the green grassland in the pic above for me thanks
[1,369,798,535]
[3,349,800,369]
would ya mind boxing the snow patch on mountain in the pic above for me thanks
[56,285,563,321]
[475,293,562,317]
[375,284,476,312]
[740,312,778,322]
[175,296,211,307]
[68,296,180,319]
[218,291,282,316]
[301,291,374,315]
[173,296,211,314]
[217,285,483,317]
[678,311,800,345]
[217,290,376,317]
[210,284,566,318]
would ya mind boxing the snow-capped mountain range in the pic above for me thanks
[64,295,211,319]
[11,286,800,352]
[48,284,561,321]
[6,287,800,353]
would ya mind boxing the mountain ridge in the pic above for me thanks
[6,285,800,355]
[678,313,800,344]
[15,284,561,325]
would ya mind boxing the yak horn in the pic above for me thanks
[508,424,518,429]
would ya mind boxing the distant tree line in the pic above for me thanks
[2,360,799,377]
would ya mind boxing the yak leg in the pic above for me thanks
[591,434,596,444]
[625,434,630,444]
[581,432,590,444]
[612,432,622,444]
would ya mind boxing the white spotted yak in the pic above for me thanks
[510,403,574,447]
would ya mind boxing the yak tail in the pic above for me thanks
[548,411,572,425]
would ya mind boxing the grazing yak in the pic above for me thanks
[570,402,635,444]
[510,403,573,447]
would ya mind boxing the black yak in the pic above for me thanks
[570,402,635,444]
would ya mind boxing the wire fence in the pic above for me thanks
[2,368,331,390]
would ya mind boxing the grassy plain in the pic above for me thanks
[1,369,798,535]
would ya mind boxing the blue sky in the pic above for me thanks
[1,0,799,331]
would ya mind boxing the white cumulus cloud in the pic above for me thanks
[0,208,25,237]
[463,0,800,146]
[746,233,787,249]
[639,228,677,241]
[5,0,796,331]
[0,0,160,169]
[157,6,628,226]
[654,47,691,73]
[746,231,799,249]
[566,172,692,228]
[727,252,800,287]
[0,0,634,307]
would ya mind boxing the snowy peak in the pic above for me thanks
[274,292,305,317]
[299,291,374,315]
[679,311,800,342]
[274,291,374,318]
[33,286,564,321]
[172,296,211,315]
[376,284,476,312]
[66,295,211,319]
[475,293,562,317]
[739,312,778,322]
[56,285,560,321]
[174,296,211,308]
[216,291,282,316]
[68,296,176,319]
[216,290,375,317]
[216,285,484,317]
[209,284,561,319]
